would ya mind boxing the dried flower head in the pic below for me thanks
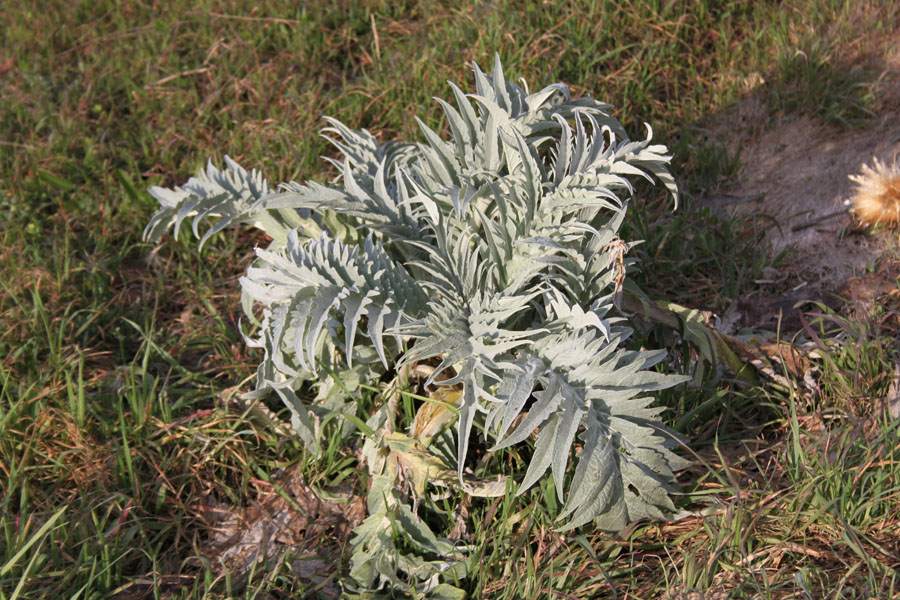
[848,157,900,227]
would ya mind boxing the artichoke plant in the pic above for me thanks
[145,56,689,596]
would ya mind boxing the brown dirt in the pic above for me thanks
[702,21,900,331]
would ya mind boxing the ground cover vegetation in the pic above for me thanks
[1,1,899,598]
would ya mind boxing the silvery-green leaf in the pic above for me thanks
[517,413,557,493]
[144,156,304,247]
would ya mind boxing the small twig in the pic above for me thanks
[187,11,306,25]
[145,67,209,88]
[0,140,36,150]
[790,209,847,232]
[370,14,381,62]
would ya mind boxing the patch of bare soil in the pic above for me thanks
[703,23,900,331]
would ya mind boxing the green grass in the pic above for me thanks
[768,39,876,126]
[2,0,900,598]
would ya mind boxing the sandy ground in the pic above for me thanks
[702,24,900,331]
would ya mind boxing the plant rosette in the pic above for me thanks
[145,56,689,597]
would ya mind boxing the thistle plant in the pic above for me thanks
[145,56,689,597]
